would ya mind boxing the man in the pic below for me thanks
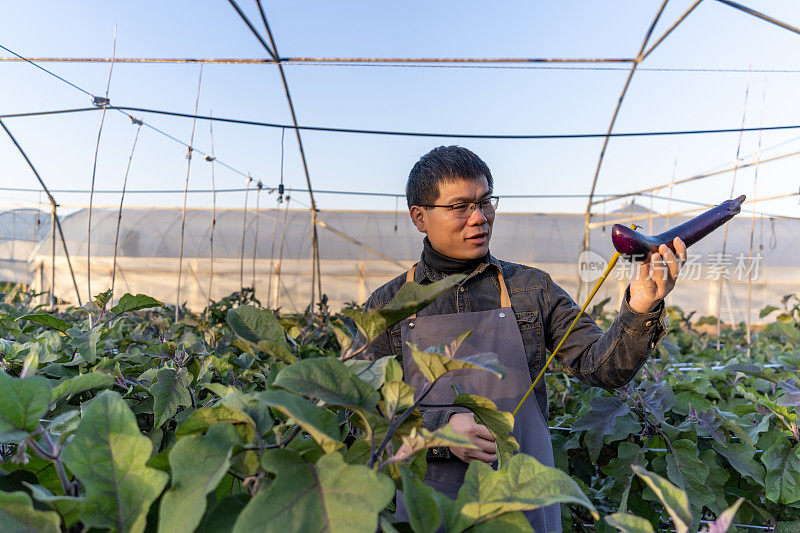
[364,145,685,532]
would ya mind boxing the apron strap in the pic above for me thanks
[405,261,511,319]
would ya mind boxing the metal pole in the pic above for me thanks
[251,0,323,310]
[0,56,636,65]
[0,117,82,305]
[581,0,671,300]
[176,66,204,322]
[717,71,752,349]
[50,204,56,307]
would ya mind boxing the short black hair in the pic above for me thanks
[406,146,493,208]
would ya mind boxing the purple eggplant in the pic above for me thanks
[611,195,746,261]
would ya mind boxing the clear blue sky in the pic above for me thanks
[1,0,799,218]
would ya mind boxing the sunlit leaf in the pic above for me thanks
[62,391,169,533]
[233,449,394,533]
[632,464,692,533]
[454,453,598,530]
[110,293,164,314]
[606,512,656,533]
[260,389,343,453]
[760,305,780,318]
[408,342,503,384]
[343,274,465,343]
[158,422,240,533]
[274,357,380,411]
[17,313,69,333]
[226,306,296,363]
[50,373,115,403]
[397,426,477,459]
[704,497,744,533]
[0,371,51,442]
[381,380,416,419]
[0,490,60,533]
[176,404,256,445]
[344,356,394,390]
[453,393,518,467]
[24,483,85,528]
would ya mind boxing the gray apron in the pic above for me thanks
[396,264,561,533]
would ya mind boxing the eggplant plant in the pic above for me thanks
[0,283,795,532]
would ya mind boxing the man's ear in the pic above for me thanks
[409,206,427,233]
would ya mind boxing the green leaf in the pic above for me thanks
[573,395,637,462]
[50,373,115,403]
[260,389,343,453]
[0,371,52,442]
[177,404,256,444]
[400,466,440,533]
[470,511,534,533]
[94,289,112,310]
[397,426,478,458]
[711,442,765,486]
[233,450,394,533]
[158,423,241,533]
[0,490,60,533]
[381,380,416,419]
[226,306,296,363]
[776,520,800,533]
[149,367,192,429]
[274,357,380,411]
[605,512,656,533]
[408,343,504,384]
[761,438,800,504]
[704,497,744,533]
[601,442,646,506]
[455,453,598,530]
[62,390,169,533]
[664,439,715,531]
[17,313,69,333]
[760,305,780,318]
[198,494,249,533]
[344,356,394,389]
[24,482,85,528]
[342,274,465,343]
[67,327,101,364]
[632,464,692,533]
[110,293,163,314]
[453,393,519,467]
[220,392,274,438]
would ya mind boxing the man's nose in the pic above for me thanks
[467,205,488,225]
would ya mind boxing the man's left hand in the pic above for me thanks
[628,237,687,314]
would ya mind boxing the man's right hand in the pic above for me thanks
[447,412,497,464]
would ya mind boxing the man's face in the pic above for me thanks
[410,176,494,260]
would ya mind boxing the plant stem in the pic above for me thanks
[369,381,434,468]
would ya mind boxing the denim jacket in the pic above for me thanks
[363,252,667,448]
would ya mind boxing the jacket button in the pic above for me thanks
[645,320,652,326]
[499,312,506,318]
[409,322,415,329]
[432,448,439,455]
[459,286,465,292]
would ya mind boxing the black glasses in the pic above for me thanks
[419,196,499,219]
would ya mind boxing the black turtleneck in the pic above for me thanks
[422,237,489,275]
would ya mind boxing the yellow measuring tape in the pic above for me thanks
[512,225,637,418]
